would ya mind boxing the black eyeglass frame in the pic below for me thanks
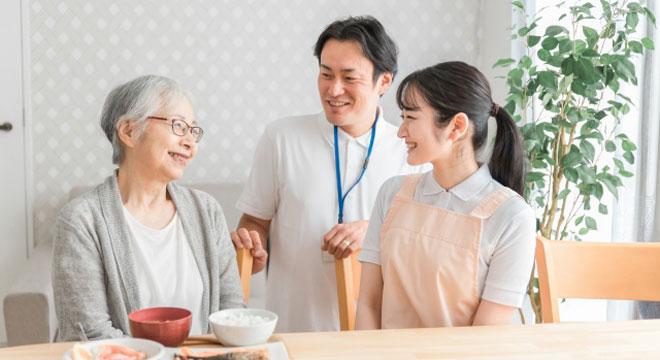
[147,116,204,143]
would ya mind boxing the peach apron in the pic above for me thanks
[380,174,516,328]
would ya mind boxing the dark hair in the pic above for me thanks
[396,61,525,195]
[313,16,398,82]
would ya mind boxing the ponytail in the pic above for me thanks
[489,105,525,196]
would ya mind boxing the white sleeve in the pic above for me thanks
[481,204,537,308]
[358,176,403,265]
[236,126,279,220]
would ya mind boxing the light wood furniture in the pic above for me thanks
[5,320,660,359]
[235,248,253,303]
[335,252,361,331]
[536,235,660,323]
[233,246,363,331]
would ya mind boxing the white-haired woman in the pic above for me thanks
[52,75,243,341]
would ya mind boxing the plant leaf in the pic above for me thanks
[605,140,616,152]
[629,40,643,54]
[582,26,599,47]
[538,71,558,91]
[642,37,655,50]
[623,151,635,164]
[585,216,597,230]
[626,12,640,29]
[574,58,600,84]
[542,36,559,50]
[545,25,568,36]
[580,140,596,162]
[494,58,516,68]
[528,35,541,47]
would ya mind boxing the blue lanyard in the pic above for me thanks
[333,114,378,224]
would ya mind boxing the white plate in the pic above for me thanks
[165,341,289,360]
[62,338,165,360]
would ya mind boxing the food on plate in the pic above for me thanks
[70,342,147,360]
[174,346,269,359]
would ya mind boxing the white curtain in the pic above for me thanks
[609,0,660,320]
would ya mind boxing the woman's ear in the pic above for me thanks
[116,119,138,149]
[447,112,470,142]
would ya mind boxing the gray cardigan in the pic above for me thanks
[51,174,243,341]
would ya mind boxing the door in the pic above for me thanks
[0,0,29,345]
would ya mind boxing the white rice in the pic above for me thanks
[217,312,270,326]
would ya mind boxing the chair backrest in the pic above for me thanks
[536,235,660,323]
[235,248,253,303]
[335,251,362,331]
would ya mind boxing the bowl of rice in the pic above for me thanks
[208,308,278,346]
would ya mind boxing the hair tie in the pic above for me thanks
[489,102,499,117]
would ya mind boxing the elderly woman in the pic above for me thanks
[51,75,243,341]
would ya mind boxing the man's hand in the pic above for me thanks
[321,220,369,259]
[231,214,271,274]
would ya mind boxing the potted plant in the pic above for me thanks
[495,0,656,323]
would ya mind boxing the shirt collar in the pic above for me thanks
[318,107,385,148]
[421,164,493,201]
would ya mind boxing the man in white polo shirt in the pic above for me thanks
[231,16,414,332]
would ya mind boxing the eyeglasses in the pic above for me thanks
[147,116,204,143]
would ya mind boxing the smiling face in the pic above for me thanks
[127,96,198,182]
[397,86,453,166]
[317,39,392,136]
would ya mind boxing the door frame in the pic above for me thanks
[21,0,34,254]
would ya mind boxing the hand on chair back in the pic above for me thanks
[231,228,268,274]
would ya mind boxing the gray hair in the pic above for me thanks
[100,75,191,164]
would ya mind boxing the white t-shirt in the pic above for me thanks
[123,207,204,335]
[237,111,417,332]
[359,166,536,307]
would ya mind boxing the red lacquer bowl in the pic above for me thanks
[128,307,192,347]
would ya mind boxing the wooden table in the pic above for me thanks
[2,320,660,359]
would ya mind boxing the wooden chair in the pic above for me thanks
[335,251,362,331]
[235,248,253,303]
[535,235,660,323]
[235,247,362,330]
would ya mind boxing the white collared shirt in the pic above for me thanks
[237,110,418,332]
[359,166,536,308]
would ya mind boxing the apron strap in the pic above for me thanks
[395,174,424,200]
[469,187,519,219]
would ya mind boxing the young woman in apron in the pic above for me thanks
[356,61,536,329]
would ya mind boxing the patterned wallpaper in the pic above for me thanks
[30,0,489,247]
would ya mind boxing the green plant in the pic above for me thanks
[495,0,656,323]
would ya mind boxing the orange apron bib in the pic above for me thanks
[380,174,516,328]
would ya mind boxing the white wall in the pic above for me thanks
[478,0,512,103]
